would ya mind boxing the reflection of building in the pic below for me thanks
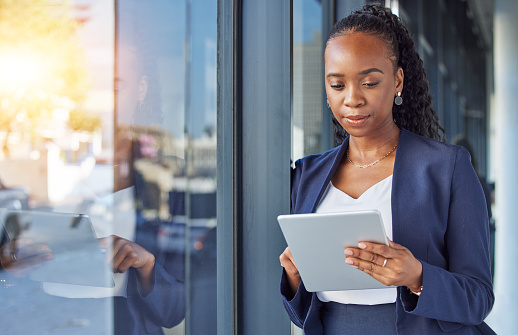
[186,134,217,177]
[168,134,217,179]
[293,31,323,157]
[121,126,216,221]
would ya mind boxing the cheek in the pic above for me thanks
[327,96,342,118]
[325,87,340,107]
[370,87,395,114]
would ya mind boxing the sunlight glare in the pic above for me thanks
[0,51,46,91]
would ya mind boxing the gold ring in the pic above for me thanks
[382,258,387,267]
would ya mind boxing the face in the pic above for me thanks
[324,32,403,138]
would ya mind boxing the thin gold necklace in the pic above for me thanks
[347,143,398,168]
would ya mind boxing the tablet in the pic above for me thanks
[277,210,390,292]
[0,209,114,288]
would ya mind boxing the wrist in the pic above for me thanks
[408,285,423,296]
[407,260,423,294]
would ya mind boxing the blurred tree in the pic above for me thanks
[0,0,90,156]
[68,109,102,133]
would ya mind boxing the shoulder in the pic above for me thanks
[293,143,344,172]
[290,142,346,212]
[291,143,344,187]
[394,129,475,190]
[399,128,469,164]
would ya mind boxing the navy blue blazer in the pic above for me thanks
[114,223,186,335]
[281,128,495,334]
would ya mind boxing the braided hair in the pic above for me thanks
[326,4,445,145]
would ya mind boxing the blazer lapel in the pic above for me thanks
[306,137,349,213]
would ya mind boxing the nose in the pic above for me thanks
[343,85,365,107]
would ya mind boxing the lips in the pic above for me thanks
[345,115,370,126]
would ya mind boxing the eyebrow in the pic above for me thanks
[326,67,384,78]
[359,68,384,75]
[326,72,344,78]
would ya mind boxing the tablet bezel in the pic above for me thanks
[278,210,392,292]
[0,209,115,287]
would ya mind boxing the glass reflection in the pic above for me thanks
[0,0,217,334]
[292,0,324,162]
[292,1,322,334]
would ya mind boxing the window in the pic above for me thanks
[0,1,216,334]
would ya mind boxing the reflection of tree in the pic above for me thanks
[68,110,102,133]
[0,0,89,156]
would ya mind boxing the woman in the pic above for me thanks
[279,4,494,334]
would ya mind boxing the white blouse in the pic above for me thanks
[315,175,397,305]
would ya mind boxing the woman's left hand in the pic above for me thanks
[98,235,155,293]
[345,238,422,293]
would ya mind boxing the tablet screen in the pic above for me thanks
[0,210,114,287]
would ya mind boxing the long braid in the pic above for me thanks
[327,4,445,145]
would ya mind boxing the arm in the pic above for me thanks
[132,259,186,329]
[344,147,494,328]
[280,267,313,328]
[401,147,494,327]
[279,159,314,328]
[100,235,186,329]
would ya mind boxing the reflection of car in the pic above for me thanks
[157,217,216,254]
[0,179,29,210]
[158,191,217,255]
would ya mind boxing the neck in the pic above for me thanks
[348,124,401,161]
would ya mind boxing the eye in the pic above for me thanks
[330,84,344,89]
[363,82,379,87]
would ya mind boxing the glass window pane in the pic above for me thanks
[292,0,322,333]
[0,1,217,334]
[292,0,324,162]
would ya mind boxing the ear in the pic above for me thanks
[138,75,148,102]
[395,67,404,93]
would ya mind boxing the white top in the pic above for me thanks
[315,175,397,305]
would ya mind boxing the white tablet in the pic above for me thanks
[278,210,390,292]
[0,209,114,288]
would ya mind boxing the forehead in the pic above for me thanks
[325,32,394,72]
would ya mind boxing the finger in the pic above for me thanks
[355,262,393,287]
[279,248,300,277]
[346,255,384,272]
[15,243,52,260]
[345,247,386,267]
[346,256,393,285]
[111,241,138,272]
[103,235,124,264]
[283,247,297,264]
[280,247,297,267]
[2,243,52,264]
[17,252,54,268]
[115,255,136,273]
[357,240,393,258]
[7,238,35,249]
[7,252,54,276]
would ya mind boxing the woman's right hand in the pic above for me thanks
[0,238,54,278]
[279,247,301,296]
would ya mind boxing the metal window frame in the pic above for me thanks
[217,0,292,334]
